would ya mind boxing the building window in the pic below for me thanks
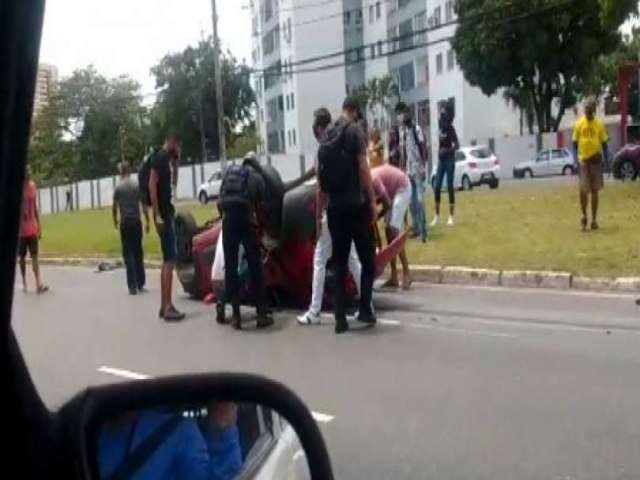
[277,95,284,113]
[369,5,374,23]
[290,93,295,110]
[280,131,285,151]
[387,27,398,52]
[264,0,273,22]
[436,53,443,74]
[414,11,427,43]
[377,40,383,56]
[344,11,351,25]
[447,49,455,70]
[376,1,381,19]
[285,95,290,111]
[370,44,376,59]
[398,0,412,9]
[288,130,292,146]
[399,63,415,92]
[434,6,441,26]
[292,129,297,146]
[355,9,362,25]
[445,0,454,22]
[399,19,413,50]
[284,18,292,43]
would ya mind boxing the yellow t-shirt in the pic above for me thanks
[368,142,384,168]
[572,116,608,163]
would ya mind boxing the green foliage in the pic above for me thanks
[348,75,399,129]
[150,37,255,161]
[452,0,637,132]
[227,123,260,159]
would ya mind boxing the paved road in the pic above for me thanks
[11,267,640,479]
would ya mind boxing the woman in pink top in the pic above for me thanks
[371,165,412,289]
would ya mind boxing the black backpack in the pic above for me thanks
[220,165,250,208]
[137,149,157,206]
[317,121,360,194]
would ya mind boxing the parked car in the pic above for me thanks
[198,170,223,204]
[513,148,575,179]
[431,145,501,191]
[612,143,640,181]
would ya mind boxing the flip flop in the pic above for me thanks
[36,285,49,294]
[401,278,413,290]
[381,279,400,289]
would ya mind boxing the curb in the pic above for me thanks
[32,258,640,293]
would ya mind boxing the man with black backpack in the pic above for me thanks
[216,155,273,331]
[317,98,378,334]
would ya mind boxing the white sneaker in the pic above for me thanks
[430,215,439,227]
[297,310,321,325]
[447,216,455,226]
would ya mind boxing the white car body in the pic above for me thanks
[513,148,575,178]
[198,171,223,204]
[431,145,501,191]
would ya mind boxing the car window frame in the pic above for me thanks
[454,151,467,162]
[536,150,549,162]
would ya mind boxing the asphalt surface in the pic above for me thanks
[11,266,640,479]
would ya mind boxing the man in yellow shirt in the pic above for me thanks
[572,98,609,231]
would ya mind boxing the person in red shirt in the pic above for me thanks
[18,170,48,293]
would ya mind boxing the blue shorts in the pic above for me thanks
[159,217,177,263]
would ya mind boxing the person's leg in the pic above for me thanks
[445,159,456,221]
[327,207,352,333]
[18,238,27,291]
[223,216,242,328]
[385,226,399,286]
[591,190,599,227]
[590,162,603,230]
[578,163,589,230]
[30,239,47,293]
[432,161,446,225]
[160,218,182,320]
[120,224,136,294]
[239,217,271,327]
[347,243,362,297]
[134,221,145,289]
[415,176,427,240]
[352,205,376,323]
[307,215,331,317]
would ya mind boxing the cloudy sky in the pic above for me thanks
[39,0,253,94]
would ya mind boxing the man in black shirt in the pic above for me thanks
[321,98,377,334]
[149,134,185,321]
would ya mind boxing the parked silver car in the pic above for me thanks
[513,148,575,178]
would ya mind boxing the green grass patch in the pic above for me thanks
[40,183,640,277]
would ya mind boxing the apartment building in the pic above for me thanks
[33,63,58,117]
[250,0,520,156]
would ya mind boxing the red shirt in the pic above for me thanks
[20,180,39,238]
[371,164,410,204]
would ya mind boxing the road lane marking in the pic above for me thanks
[409,324,517,339]
[97,366,335,424]
[98,366,151,380]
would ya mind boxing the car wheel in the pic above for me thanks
[461,175,472,191]
[198,191,208,205]
[175,211,199,265]
[524,169,533,178]
[619,159,637,181]
[489,179,499,190]
[562,166,574,176]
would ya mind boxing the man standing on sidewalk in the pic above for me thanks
[18,169,48,294]
[572,98,609,232]
[318,98,377,334]
[149,134,185,321]
[113,161,149,295]
[396,102,428,242]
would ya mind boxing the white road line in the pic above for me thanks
[406,323,516,338]
[98,366,151,380]
[97,366,335,424]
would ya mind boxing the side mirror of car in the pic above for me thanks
[58,373,334,480]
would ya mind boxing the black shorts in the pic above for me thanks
[18,236,38,258]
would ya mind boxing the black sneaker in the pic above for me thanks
[216,303,226,325]
[164,306,185,322]
[335,320,350,335]
[137,286,147,293]
[357,311,377,325]
[129,288,138,295]
[232,315,242,330]
[256,313,274,329]
[158,308,164,319]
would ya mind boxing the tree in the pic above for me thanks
[367,76,400,130]
[150,37,256,161]
[452,0,638,132]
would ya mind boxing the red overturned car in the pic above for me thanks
[174,161,406,309]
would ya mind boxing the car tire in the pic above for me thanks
[489,179,499,190]
[198,191,208,205]
[562,165,575,176]
[461,175,472,191]
[619,159,637,181]
[175,211,199,265]
[524,169,533,178]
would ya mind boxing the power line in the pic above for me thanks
[250,0,579,77]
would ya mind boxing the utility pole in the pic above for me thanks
[211,0,227,169]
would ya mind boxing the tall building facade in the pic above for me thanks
[33,63,58,117]
[250,0,520,156]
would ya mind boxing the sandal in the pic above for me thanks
[580,217,588,232]
[381,279,400,289]
[401,277,413,291]
[36,285,49,294]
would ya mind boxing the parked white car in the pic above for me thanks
[513,148,575,178]
[198,171,223,204]
[431,145,501,191]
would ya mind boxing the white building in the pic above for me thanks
[33,63,58,117]
[250,0,522,157]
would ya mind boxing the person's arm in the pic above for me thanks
[358,150,377,227]
[451,126,460,152]
[600,121,610,160]
[112,190,119,230]
[141,204,150,234]
[34,195,42,239]
[316,182,327,241]
[149,168,162,232]
[572,123,580,166]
